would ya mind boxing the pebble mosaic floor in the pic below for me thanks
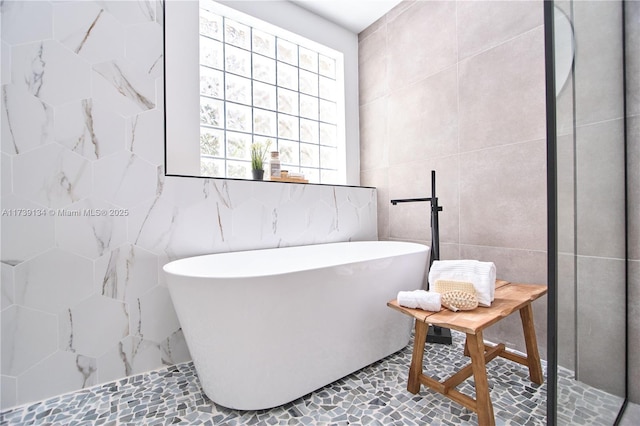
[0,330,623,425]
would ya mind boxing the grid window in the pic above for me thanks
[198,0,343,183]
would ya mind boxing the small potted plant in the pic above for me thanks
[250,140,271,180]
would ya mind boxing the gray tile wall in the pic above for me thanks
[550,0,636,403]
[571,0,627,398]
[626,0,640,405]
[358,0,547,357]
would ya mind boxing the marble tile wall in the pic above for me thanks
[0,0,377,409]
[358,0,548,357]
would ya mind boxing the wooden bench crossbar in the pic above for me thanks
[442,343,505,393]
[387,281,547,426]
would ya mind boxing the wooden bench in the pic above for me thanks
[387,280,547,426]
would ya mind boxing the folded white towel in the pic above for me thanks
[428,260,496,307]
[397,290,441,312]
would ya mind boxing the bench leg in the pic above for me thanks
[408,320,428,394]
[520,303,544,384]
[467,331,495,426]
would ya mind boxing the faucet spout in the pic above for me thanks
[389,171,442,266]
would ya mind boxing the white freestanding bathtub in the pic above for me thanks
[163,240,429,410]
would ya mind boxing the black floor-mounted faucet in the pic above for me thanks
[390,170,452,345]
[390,170,442,267]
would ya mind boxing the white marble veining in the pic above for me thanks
[96,243,157,303]
[125,22,163,78]
[54,1,125,64]
[1,85,54,155]
[12,143,92,209]
[0,0,378,410]
[129,286,180,344]
[1,264,14,311]
[16,351,97,407]
[58,294,129,358]
[92,60,155,116]
[99,0,159,26]
[11,40,92,106]
[125,108,164,166]
[55,99,126,160]
[56,198,128,259]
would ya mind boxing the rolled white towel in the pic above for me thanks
[397,290,441,312]
[428,260,496,307]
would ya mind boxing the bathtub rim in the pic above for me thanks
[162,240,430,279]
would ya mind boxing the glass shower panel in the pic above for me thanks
[554,0,627,423]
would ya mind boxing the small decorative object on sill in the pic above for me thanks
[270,176,309,183]
[269,169,308,183]
[269,151,281,178]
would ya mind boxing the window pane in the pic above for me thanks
[319,76,336,101]
[278,139,299,165]
[299,46,317,72]
[320,145,337,169]
[197,5,344,182]
[319,54,336,78]
[320,123,337,146]
[253,29,275,58]
[200,37,223,69]
[200,98,224,127]
[225,45,251,77]
[300,167,319,182]
[226,131,252,160]
[253,54,276,84]
[200,66,223,98]
[201,157,225,176]
[227,160,250,179]
[300,142,319,167]
[300,94,318,120]
[225,74,252,105]
[299,69,318,96]
[225,18,250,49]
[253,81,276,110]
[200,10,223,41]
[226,103,251,132]
[277,62,298,91]
[253,135,274,152]
[300,118,318,143]
[277,88,298,115]
[319,99,336,124]
[320,169,339,184]
[253,108,277,136]
[200,128,223,156]
[278,114,299,140]
[277,38,297,66]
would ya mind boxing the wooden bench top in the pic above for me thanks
[387,281,547,335]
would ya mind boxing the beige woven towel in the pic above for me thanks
[441,290,479,312]
[433,280,476,295]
